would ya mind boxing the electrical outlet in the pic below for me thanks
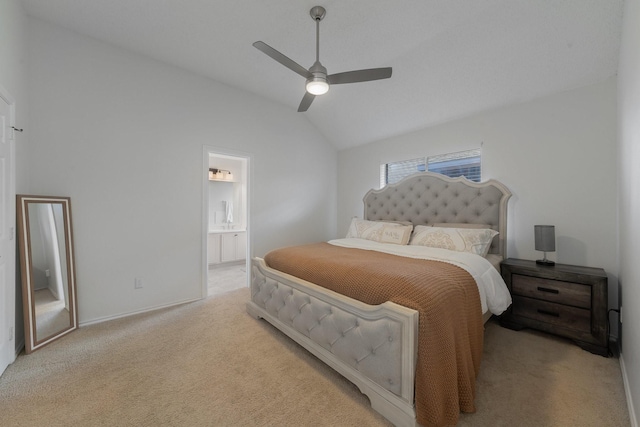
[45,269,50,277]
[134,277,144,289]
[9,326,13,341]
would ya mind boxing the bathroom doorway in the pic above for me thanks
[203,148,250,298]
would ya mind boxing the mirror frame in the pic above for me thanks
[17,195,78,354]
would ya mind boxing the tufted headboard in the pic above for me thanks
[363,172,512,259]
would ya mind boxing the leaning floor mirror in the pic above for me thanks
[17,195,78,354]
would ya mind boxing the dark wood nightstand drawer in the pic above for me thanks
[512,274,591,309]
[500,258,608,356]
[512,296,591,333]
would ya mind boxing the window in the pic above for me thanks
[379,157,425,187]
[427,148,481,182]
[380,148,481,187]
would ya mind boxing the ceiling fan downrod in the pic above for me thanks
[310,6,325,63]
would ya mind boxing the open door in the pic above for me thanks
[0,87,17,376]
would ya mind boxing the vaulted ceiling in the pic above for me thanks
[20,0,624,150]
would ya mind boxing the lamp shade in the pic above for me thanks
[534,225,555,252]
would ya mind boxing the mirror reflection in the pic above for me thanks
[17,195,77,354]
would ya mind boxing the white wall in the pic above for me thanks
[27,18,337,324]
[338,78,619,317]
[0,0,28,360]
[618,0,640,424]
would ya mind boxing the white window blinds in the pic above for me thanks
[427,148,481,182]
[380,148,481,187]
[381,157,426,187]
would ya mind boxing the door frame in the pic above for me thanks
[201,146,251,298]
[0,85,17,375]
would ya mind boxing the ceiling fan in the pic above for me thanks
[253,6,392,112]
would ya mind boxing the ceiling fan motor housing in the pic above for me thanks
[306,61,329,95]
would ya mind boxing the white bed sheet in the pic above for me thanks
[328,238,512,316]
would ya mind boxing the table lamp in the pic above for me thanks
[535,225,555,266]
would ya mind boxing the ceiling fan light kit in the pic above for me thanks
[253,5,392,112]
[306,78,329,95]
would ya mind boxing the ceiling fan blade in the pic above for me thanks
[297,92,316,112]
[328,67,392,85]
[253,41,312,79]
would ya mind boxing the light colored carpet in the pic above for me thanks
[0,288,630,426]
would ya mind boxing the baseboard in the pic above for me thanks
[620,354,638,427]
[79,297,202,327]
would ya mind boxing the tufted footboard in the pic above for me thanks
[246,257,419,427]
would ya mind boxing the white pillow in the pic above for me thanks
[346,218,413,245]
[409,225,498,256]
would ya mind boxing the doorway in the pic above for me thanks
[202,148,249,298]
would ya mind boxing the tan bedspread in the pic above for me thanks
[264,242,483,427]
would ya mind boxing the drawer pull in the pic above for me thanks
[537,309,560,317]
[537,286,559,294]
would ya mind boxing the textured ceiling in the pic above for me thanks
[20,0,624,150]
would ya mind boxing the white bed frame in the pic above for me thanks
[246,172,512,427]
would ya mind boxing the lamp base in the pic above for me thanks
[536,259,555,266]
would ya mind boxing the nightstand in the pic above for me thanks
[499,258,608,356]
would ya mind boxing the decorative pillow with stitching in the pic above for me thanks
[346,218,413,245]
[409,225,498,256]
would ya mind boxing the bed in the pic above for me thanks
[246,171,512,427]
